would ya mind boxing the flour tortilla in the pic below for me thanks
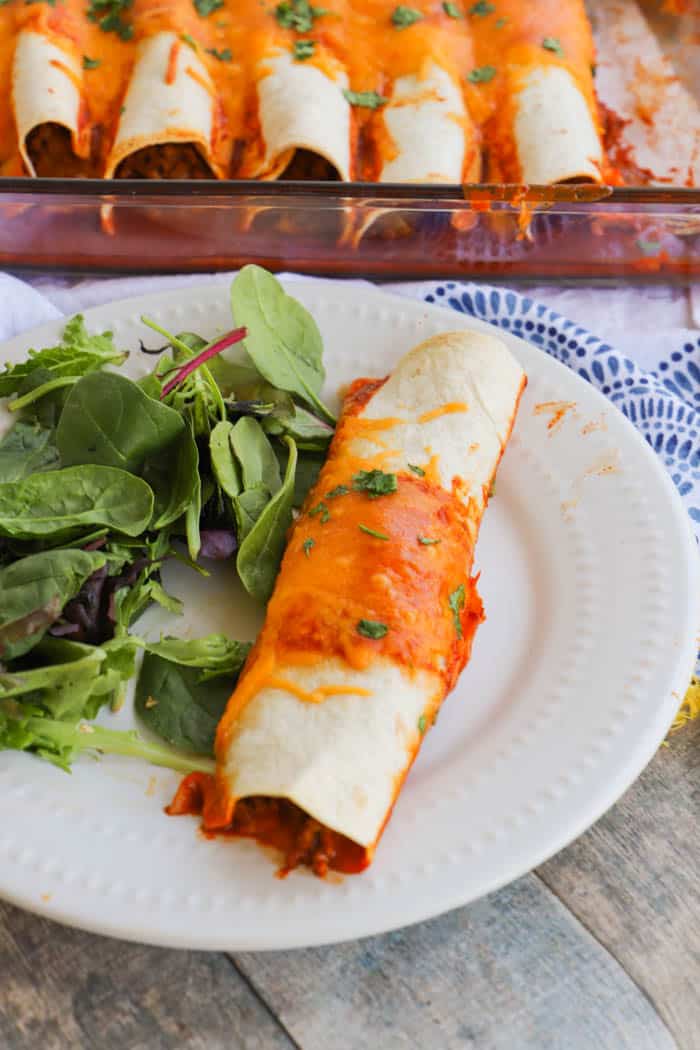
[105,31,221,179]
[12,30,84,176]
[216,330,525,851]
[252,49,351,181]
[512,65,603,184]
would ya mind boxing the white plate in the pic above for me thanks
[0,280,696,951]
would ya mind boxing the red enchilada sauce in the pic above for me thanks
[168,374,491,876]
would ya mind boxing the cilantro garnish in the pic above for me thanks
[293,39,315,60]
[417,536,440,545]
[82,55,101,70]
[302,538,315,557]
[352,469,397,498]
[408,463,425,477]
[342,89,388,109]
[87,0,133,40]
[326,484,350,498]
[448,584,466,638]
[357,619,388,639]
[442,1,462,16]
[417,714,427,733]
[467,65,497,84]
[275,0,326,32]
[542,36,564,57]
[391,5,423,28]
[309,500,330,523]
[469,0,494,13]
[194,0,223,15]
[206,47,232,61]
[358,524,389,540]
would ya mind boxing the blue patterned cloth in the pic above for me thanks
[416,280,700,534]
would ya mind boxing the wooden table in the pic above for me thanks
[0,716,697,1050]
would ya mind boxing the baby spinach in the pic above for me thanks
[230,416,281,495]
[237,437,297,603]
[145,634,251,680]
[209,420,241,499]
[231,266,335,424]
[263,404,333,450]
[0,637,108,722]
[0,315,126,397]
[135,651,239,755]
[56,371,184,471]
[0,549,107,661]
[233,488,270,541]
[0,465,154,540]
[143,422,200,531]
[0,421,59,483]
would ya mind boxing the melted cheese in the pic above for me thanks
[0,1,605,180]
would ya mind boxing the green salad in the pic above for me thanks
[0,266,335,774]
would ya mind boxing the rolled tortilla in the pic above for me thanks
[170,330,526,875]
[105,31,224,179]
[510,64,603,184]
[12,29,87,177]
[247,49,351,181]
[380,63,477,184]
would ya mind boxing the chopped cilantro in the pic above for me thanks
[391,5,422,28]
[275,0,326,32]
[448,584,466,639]
[467,65,497,84]
[442,1,462,16]
[590,62,597,77]
[87,0,133,40]
[302,537,315,557]
[417,714,427,734]
[309,500,330,523]
[181,31,198,49]
[495,15,507,27]
[417,536,440,545]
[357,619,388,640]
[408,463,425,477]
[358,524,389,540]
[469,0,494,14]
[82,55,101,70]
[206,47,232,61]
[326,484,350,498]
[488,477,496,498]
[542,36,564,57]
[342,89,387,109]
[293,39,315,60]
[194,0,223,15]
[352,469,397,498]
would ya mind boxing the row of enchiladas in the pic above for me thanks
[2,0,608,185]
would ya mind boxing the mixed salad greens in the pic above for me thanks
[0,266,334,775]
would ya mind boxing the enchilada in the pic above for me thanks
[169,329,526,875]
[0,0,609,186]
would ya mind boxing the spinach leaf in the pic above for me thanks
[209,420,241,499]
[143,422,200,530]
[0,549,107,662]
[0,315,126,398]
[186,469,202,562]
[277,445,325,508]
[56,371,184,471]
[230,416,281,495]
[0,466,154,540]
[237,437,297,603]
[263,403,333,450]
[230,266,334,424]
[233,488,270,541]
[0,421,59,483]
[145,634,250,680]
[135,652,237,755]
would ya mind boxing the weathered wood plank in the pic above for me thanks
[0,902,295,1050]
[235,874,676,1050]
[538,717,700,1049]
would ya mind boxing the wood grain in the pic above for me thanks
[538,717,700,1050]
[235,874,677,1050]
[0,902,295,1050]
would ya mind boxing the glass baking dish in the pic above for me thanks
[0,179,698,282]
[1,0,697,281]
